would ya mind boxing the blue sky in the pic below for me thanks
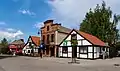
[0,0,120,43]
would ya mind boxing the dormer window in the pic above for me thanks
[47,26,49,31]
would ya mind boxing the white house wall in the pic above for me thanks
[78,40,82,45]
[68,47,72,57]
[71,31,76,34]
[77,34,84,40]
[82,40,92,45]
[59,30,104,59]
[80,54,87,58]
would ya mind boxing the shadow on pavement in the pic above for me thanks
[0,55,17,60]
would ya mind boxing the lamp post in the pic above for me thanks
[68,34,79,64]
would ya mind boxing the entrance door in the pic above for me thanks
[50,46,55,57]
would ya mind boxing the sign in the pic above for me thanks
[71,34,77,46]
[63,40,68,46]
[39,43,45,50]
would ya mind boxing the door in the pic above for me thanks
[50,46,55,56]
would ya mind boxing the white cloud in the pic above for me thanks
[0,29,24,42]
[0,21,6,25]
[18,9,36,16]
[34,22,44,29]
[46,0,120,29]
[6,28,16,32]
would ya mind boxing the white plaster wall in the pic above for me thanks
[63,54,67,57]
[67,41,71,46]
[34,49,38,52]
[94,47,96,52]
[28,38,32,42]
[77,47,79,52]
[83,40,92,45]
[68,47,72,52]
[94,53,97,58]
[68,53,72,57]
[88,53,93,58]
[77,34,84,40]
[77,53,79,57]
[71,31,76,34]
[80,54,87,58]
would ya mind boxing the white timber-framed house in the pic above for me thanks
[58,29,109,59]
[22,36,40,55]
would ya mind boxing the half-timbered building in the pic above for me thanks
[22,36,40,55]
[59,29,109,59]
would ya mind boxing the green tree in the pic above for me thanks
[80,1,120,57]
[80,1,120,45]
[0,38,9,54]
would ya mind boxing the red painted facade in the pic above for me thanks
[8,39,25,55]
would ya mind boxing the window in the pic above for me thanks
[28,50,30,53]
[47,34,49,44]
[51,34,54,42]
[80,47,87,53]
[29,42,32,46]
[62,46,68,53]
[71,34,77,40]
[47,26,49,31]
[42,35,45,43]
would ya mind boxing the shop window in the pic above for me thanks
[62,46,68,53]
[80,47,87,53]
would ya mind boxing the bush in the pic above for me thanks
[0,47,9,54]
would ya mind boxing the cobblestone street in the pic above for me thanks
[0,55,120,71]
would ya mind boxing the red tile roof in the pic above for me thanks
[79,31,106,46]
[31,36,40,46]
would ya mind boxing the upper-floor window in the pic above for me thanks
[47,26,49,31]
[42,35,45,43]
[47,34,49,44]
[51,34,55,42]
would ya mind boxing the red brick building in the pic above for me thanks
[40,20,71,57]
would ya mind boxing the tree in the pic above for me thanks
[80,1,120,57]
[0,38,9,54]
[80,1,120,45]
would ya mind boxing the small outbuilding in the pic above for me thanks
[58,29,109,59]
